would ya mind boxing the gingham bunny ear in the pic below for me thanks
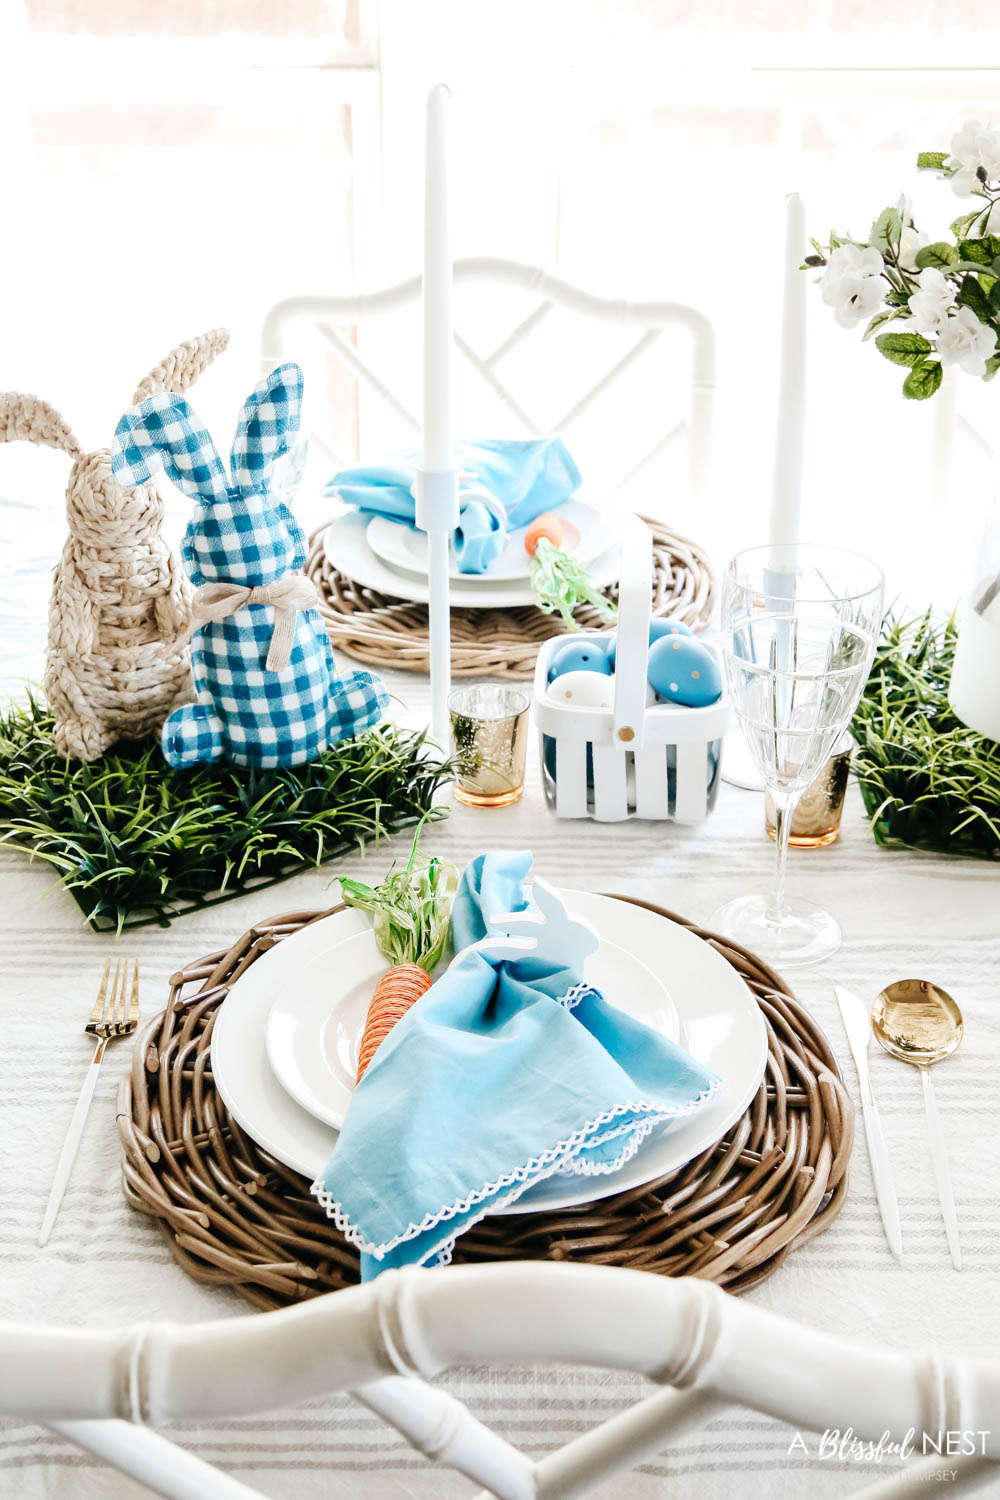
[112,393,230,506]
[230,363,304,494]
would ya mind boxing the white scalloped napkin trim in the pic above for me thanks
[311,1077,723,1264]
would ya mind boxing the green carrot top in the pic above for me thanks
[530,536,618,632]
[339,822,458,971]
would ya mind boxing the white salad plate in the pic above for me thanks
[210,890,767,1213]
[322,509,621,610]
[366,497,613,584]
[264,929,680,1132]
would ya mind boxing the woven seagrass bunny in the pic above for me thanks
[111,363,388,769]
[0,328,229,761]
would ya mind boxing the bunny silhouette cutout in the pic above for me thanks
[473,878,600,969]
[111,363,388,769]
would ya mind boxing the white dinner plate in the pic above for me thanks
[264,930,680,1132]
[366,497,613,584]
[210,891,767,1212]
[322,510,621,610]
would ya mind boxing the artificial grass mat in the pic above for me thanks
[0,697,453,931]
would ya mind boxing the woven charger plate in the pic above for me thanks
[117,898,853,1309]
[305,514,715,679]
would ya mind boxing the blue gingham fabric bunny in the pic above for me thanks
[111,364,388,769]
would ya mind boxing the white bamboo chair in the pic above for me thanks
[260,257,716,506]
[7,1263,999,1499]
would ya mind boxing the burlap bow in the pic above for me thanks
[189,572,320,673]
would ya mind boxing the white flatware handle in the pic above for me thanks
[859,1087,903,1261]
[921,1067,962,1271]
[39,1055,102,1247]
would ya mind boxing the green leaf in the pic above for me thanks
[917,151,949,170]
[984,356,1000,383]
[914,241,960,270]
[876,331,932,367]
[903,361,944,400]
[958,275,992,321]
[958,235,1000,264]
[951,210,982,239]
[870,207,903,253]
[988,281,1000,316]
[863,307,906,341]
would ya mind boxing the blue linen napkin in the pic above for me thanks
[311,852,723,1277]
[325,436,582,574]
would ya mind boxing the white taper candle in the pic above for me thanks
[422,85,455,472]
[769,192,807,547]
[415,83,460,744]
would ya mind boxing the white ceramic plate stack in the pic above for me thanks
[322,497,621,609]
[210,890,768,1215]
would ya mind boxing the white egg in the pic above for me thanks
[546,669,616,710]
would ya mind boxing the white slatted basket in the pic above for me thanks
[533,523,728,823]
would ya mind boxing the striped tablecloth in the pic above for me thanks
[2,665,998,1499]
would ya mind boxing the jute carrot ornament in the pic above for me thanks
[525,512,618,631]
[340,825,457,1082]
[524,512,565,556]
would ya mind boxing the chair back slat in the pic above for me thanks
[261,258,716,510]
[8,1265,1000,1499]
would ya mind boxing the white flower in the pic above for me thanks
[820,244,887,329]
[892,196,928,272]
[907,267,957,333]
[945,119,1000,197]
[898,221,929,272]
[935,306,998,376]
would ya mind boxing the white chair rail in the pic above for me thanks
[5,1263,999,1500]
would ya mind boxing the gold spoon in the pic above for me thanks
[871,979,964,1271]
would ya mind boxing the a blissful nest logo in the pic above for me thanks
[788,1428,990,1472]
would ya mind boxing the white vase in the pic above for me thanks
[948,498,1000,742]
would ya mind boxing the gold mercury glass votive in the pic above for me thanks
[765,731,854,848]
[448,684,530,807]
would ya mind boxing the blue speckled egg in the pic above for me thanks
[607,618,693,671]
[547,637,614,682]
[647,635,722,707]
[650,617,694,643]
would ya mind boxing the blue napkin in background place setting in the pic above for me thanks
[311,851,723,1278]
[324,436,582,574]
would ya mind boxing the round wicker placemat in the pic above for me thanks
[305,515,715,679]
[117,898,853,1310]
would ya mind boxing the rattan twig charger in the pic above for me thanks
[305,515,715,679]
[117,898,853,1307]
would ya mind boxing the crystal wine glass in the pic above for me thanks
[712,544,884,968]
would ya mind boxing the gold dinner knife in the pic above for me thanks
[834,983,903,1263]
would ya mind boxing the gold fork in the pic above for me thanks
[39,959,140,1247]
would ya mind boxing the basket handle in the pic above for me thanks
[612,520,653,749]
